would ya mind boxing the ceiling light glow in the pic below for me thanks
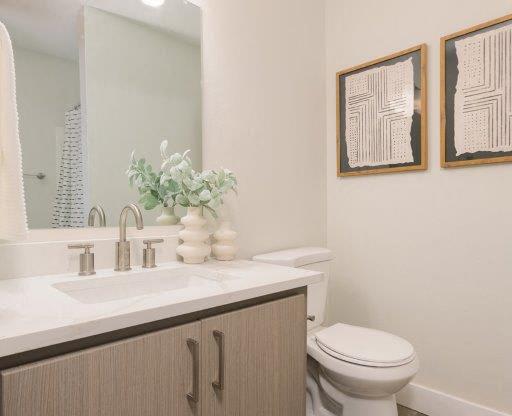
[141,0,166,7]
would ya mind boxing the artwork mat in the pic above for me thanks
[336,44,428,177]
[441,13,512,168]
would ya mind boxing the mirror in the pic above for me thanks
[1,0,202,229]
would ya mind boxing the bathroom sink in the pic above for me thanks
[52,267,222,304]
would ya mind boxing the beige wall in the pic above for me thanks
[325,0,512,412]
[201,0,327,258]
[84,7,202,225]
[14,46,80,229]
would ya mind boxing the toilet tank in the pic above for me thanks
[252,247,332,330]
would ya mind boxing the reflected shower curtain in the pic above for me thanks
[51,106,86,228]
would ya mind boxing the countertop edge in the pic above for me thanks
[0,269,322,358]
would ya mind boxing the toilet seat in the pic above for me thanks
[315,323,415,368]
[307,330,419,401]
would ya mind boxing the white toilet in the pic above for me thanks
[253,247,419,416]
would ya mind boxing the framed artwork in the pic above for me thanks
[336,44,427,177]
[441,14,512,168]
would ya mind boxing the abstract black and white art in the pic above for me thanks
[337,45,427,176]
[442,14,512,167]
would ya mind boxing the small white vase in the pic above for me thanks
[176,206,211,264]
[156,206,180,226]
[212,221,238,261]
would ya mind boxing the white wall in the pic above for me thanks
[14,46,80,229]
[201,0,327,258]
[84,7,202,225]
[325,0,512,412]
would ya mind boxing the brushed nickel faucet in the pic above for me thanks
[115,204,144,271]
[88,205,106,227]
[142,239,164,268]
[68,243,96,276]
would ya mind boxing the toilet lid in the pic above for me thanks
[315,323,415,368]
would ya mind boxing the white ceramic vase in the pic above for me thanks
[176,206,211,264]
[156,205,180,226]
[212,220,238,261]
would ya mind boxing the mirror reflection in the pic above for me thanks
[1,0,202,229]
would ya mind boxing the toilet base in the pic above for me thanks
[307,370,398,416]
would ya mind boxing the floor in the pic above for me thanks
[398,405,427,416]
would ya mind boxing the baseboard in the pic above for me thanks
[397,383,510,416]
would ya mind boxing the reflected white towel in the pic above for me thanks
[0,22,27,240]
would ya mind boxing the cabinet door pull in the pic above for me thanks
[187,338,200,403]
[212,330,225,391]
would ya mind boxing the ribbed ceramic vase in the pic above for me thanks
[176,206,211,264]
[156,206,180,226]
[212,220,238,261]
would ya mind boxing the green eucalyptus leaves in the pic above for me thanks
[127,141,237,217]
[126,152,179,210]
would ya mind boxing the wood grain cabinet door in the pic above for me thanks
[1,322,201,416]
[201,294,307,416]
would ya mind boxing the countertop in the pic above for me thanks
[0,260,322,358]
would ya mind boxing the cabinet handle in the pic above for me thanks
[212,330,225,391]
[187,338,200,403]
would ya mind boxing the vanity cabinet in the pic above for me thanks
[0,294,306,416]
[1,322,202,416]
[201,294,306,415]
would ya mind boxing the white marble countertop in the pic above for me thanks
[0,260,322,358]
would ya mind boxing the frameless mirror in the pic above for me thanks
[0,0,202,229]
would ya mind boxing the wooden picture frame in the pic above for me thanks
[441,14,512,168]
[336,44,428,177]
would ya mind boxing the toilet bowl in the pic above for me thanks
[307,325,418,416]
[253,247,419,416]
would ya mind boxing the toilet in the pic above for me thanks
[253,247,419,416]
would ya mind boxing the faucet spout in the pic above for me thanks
[119,203,144,242]
[115,203,144,272]
[88,205,106,227]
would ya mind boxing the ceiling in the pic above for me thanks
[86,0,201,45]
[0,0,201,61]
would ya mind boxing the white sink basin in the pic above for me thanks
[52,267,222,304]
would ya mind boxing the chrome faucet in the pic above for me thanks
[115,203,144,271]
[88,205,106,227]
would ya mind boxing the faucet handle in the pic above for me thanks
[68,243,96,276]
[143,239,164,248]
[142,239,164,268]
[68,243,94,252]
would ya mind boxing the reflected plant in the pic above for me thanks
[126,151,180,210]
